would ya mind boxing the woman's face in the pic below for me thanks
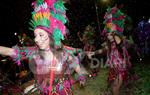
[34,28,50,50]
[107,32,115,42]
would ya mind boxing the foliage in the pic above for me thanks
[132,63,150,95]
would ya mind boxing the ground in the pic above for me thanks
[73,68,108,95]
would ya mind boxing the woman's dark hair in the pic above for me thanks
[36,27,64,60]
[106,32,124,56]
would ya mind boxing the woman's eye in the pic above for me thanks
[40,34,45,37]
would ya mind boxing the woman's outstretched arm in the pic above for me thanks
[0,46,15,56]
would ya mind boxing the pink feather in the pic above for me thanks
[45,0,56,6]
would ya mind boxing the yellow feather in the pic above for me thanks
[43,12,46,18]
[39,12,42,20]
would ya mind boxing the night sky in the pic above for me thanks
[0,0,150,46]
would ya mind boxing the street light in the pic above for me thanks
[102,0,108,3]
[100,0,113,6]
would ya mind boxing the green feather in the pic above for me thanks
[29,12,50,30]
[36,0,44,5]
[54,0,66,12]
[52,28,64,46]
[51,11,67,24]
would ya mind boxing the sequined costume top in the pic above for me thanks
[11,45,84,95]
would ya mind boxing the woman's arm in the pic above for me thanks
[67,55,87,75]
[67,55,88,86]
[0,46,16,56]
[11,45,36,60]
[74,62,88,86]
[86,42,108,59]
[64,45,83,54]
[86,49,104,59]
[77,31,83,42]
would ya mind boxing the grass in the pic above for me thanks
[73,60,150,95]
[73,68,108,95]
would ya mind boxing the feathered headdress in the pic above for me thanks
[29,0,68,46]
[103,6,126,35]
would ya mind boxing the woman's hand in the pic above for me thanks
[86,51,95,59]
[79,79,86,87]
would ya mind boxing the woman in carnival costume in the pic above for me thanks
[77,25,96,51]
[77,25,98,76]
[87,6,131,95]
[0,0,87,94]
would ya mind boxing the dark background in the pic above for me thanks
[0,0,150,46]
